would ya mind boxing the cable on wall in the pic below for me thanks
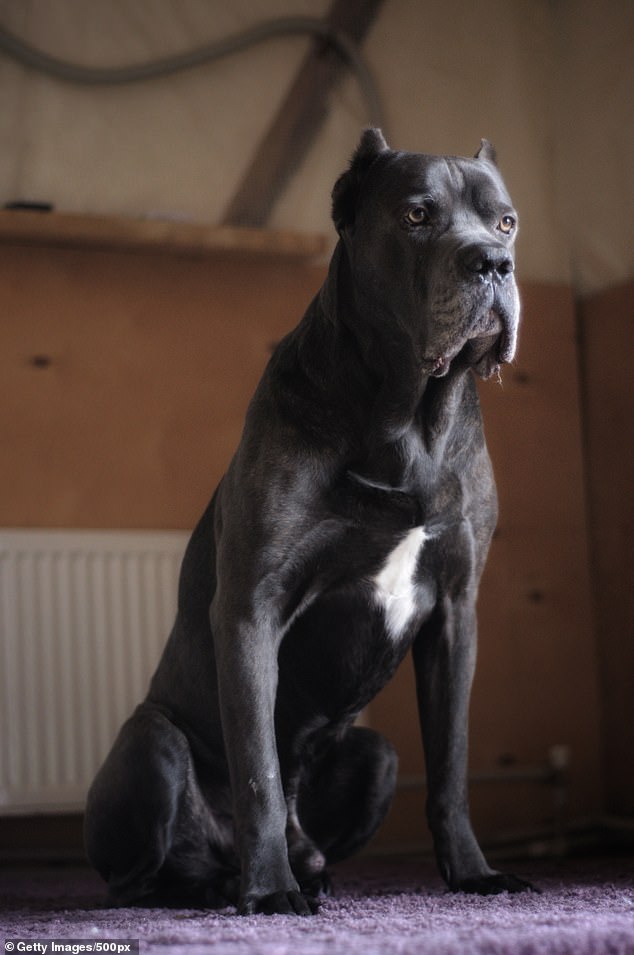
[0,16,385,130]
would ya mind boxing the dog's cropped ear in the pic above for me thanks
[475,139,498,165]
[332,128,390,234]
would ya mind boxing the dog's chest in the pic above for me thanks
[371,526,428,641]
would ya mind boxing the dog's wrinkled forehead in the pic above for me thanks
[332,128,515,234]
[370,153,512,213]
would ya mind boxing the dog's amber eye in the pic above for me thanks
[405,207,429,226]
[498,215,516,234]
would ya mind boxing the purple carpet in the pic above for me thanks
[2,856,633,955]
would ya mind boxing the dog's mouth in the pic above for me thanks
[425,303,517,381]
[464,308,507,379]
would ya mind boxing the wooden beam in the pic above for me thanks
[222,0,384,227]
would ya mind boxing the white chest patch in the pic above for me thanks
[373,526,428,641]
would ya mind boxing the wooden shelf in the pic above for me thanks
[0,209,328,259]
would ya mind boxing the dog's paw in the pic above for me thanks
[454,872,538,895]
[238,889,320,916]
[300,868,333,900]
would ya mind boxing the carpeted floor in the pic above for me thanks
[1,856,633,955]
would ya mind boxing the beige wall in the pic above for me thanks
[553,0,634,295]
[1,0,631,292]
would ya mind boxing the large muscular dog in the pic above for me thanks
[85,129,530,915]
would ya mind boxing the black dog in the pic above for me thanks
[85,129,530,915]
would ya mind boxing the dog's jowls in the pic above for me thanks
[85,129,531,915]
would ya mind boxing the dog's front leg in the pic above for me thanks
[412,593,531,894]
[212,611,317,916]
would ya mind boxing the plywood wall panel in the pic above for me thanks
[474,285,601,811]
[0,245,325,529]
[579,281,634,816]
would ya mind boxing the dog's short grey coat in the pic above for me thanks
[84,129,530,915]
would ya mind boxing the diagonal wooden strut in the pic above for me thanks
[222,0,384,228]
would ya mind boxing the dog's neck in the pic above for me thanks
[314,242,477,487]
[319,242,425,411]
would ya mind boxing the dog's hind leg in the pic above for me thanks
[84,703,232,907]
[84,704,187,904]
[295,725,398,877]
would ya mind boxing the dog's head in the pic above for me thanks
[332,129,520,380]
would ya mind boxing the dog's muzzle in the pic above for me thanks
[459,241,518,378]
[423,239,519,380]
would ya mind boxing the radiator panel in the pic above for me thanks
[0,529,188,813]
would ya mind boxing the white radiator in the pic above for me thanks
[0,528,189,814]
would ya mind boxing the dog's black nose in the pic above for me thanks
[460,244,514,282]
